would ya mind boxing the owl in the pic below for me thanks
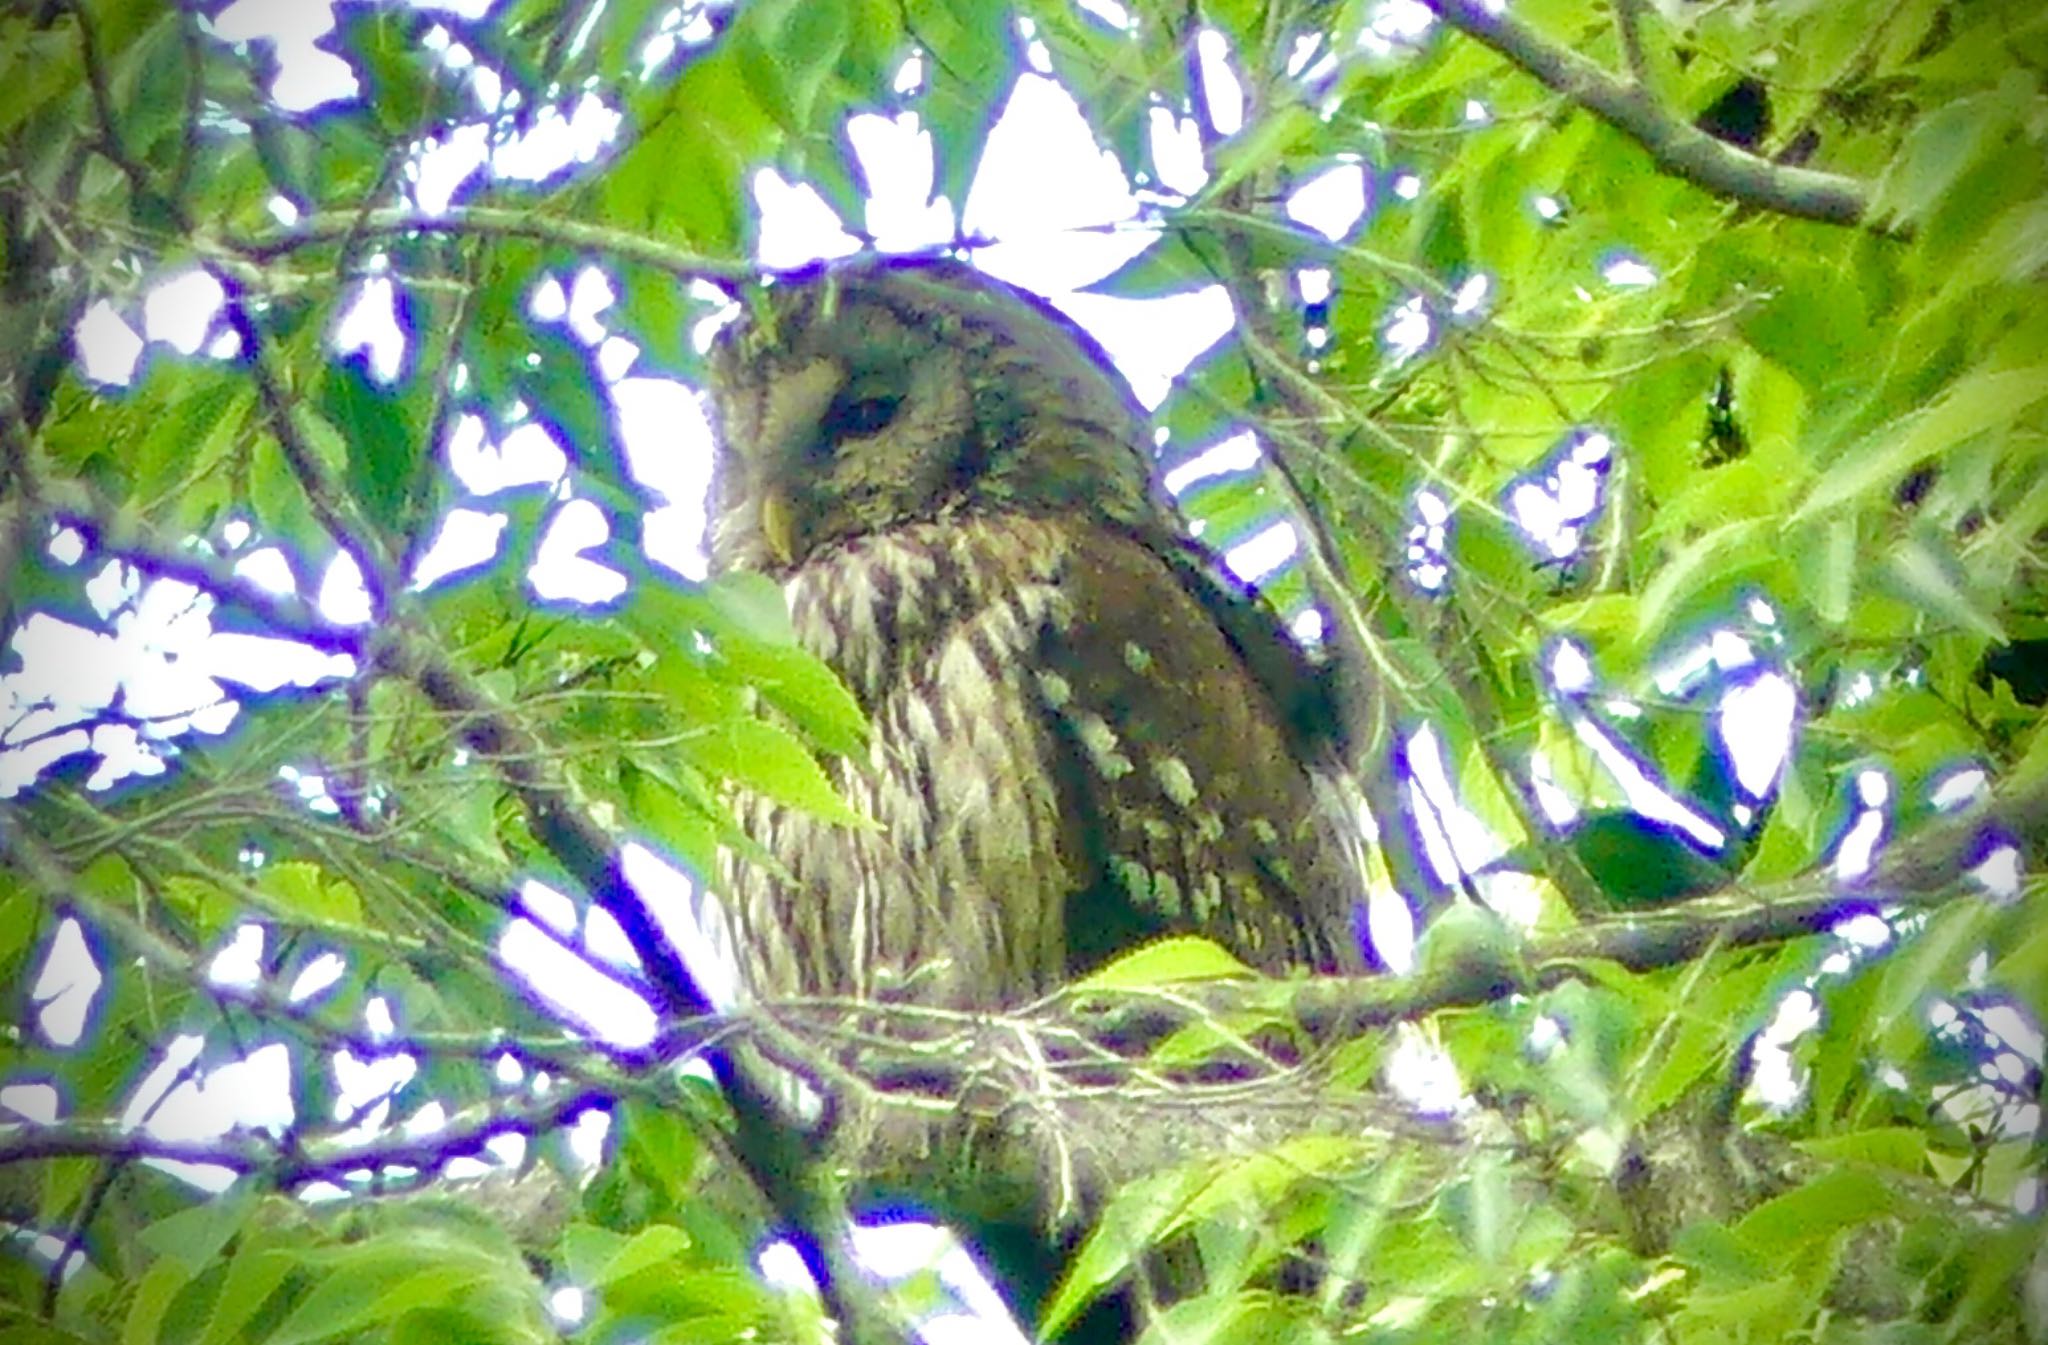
[705,255,1372,1010]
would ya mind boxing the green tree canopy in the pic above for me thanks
[1,2,2044,1343]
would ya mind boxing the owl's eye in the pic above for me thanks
[823,393,902,442]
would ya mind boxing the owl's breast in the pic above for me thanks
[726,514,1078,1004]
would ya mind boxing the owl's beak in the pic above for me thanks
[759,489,798,565]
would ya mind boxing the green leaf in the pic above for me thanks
[322,356,424,536]
[1793,1127,1929,1173]
[1880,528,2007,641]
[680,717,869,826]
[1795,366,2048,522]
[1069,935,1254,989]
[257,861,364,929]
[715,635,869,756]
[136,1188,259,1271]
[1870,86,2024,229]
[1042,1165,1210,1336]
[1731,1168,1895,1251]
[122,1257,193,1345]
[199,1248,298,1345]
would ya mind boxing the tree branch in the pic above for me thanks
[222,206,755,281]
[1421,0,1888,232]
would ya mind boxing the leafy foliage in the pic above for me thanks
[1,2,2043,1345]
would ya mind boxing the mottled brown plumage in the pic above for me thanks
[706,256,1370,1010]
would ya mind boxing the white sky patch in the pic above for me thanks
[622,843,742,1014]
[332,274,406,383]
[47,526,86,566]
[213,0,360,113]
[208,0,335,50]
[1984,1004,2045,1064]
[1359,0,1436,55]
[1163,430,1262,496]
[317,550,374,626]
[1287,161,1367,240]
[363,995,395,1039]
[530,274,568,322]
[1054,286,1232,410]
[85,557,139,618]
[1929,766,1988,811]
[1404,722,1507,887]
[1382,294,1430,363]
[1749,989,1821,1109]
[1,1083,60,1124]
[0,564,354,794]
[1969,845,2020,901]
[753,168,863,269]
[1287,34,1337,82]
[530,499,628,604]
[566,266,615,346]
[1194,29,1245,135]
[1571,714,1726,849]
[208,924,266,990]
[1015,14,1053,72]
[446,414,569,495]
[498,918,656,1050]
[1529,750,1579,825]
[847,1223,1033,1345]
[31,917,101,1047]
[74,300,144,387]
[1832,769,1891,880]
[1507,432,1609,560]
[893,51,925,96]
[690,277,743,353]
[1384,1023,1466,1116]
[289,952,347,1003]
[1718,671,1795,797]
[124,1033,205,1130]
[1392,171,1422,201]
[1450,272,1491,318]
[1406,487,1449,591]
[548,1284,590,1328]
[9,731,92,794]
[1832,912,1891,949]
[1074,0,1133,27]
[615,377,716,581]
[596,335,638,382]
[408,124,489,215]
[1147,106,1209,197]
[144,270,228,355]
[1533,193,1565,221]
[1223,519,1298,585]
[964,74,1151,293]
[331,1045,416,1138]
[847,112,957,252]
[1603,254,1658,287]
[207,630,356,691]
[1550,639,1593,693]
[584,904,639,973]
[411,508,509,590]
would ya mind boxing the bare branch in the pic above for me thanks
[1421,0,1888,232]
[1613,0,1651,88]
[222,207,755,282]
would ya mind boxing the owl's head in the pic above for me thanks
[706,256,1157,574]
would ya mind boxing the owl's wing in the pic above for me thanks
[1038,523,1372,976]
